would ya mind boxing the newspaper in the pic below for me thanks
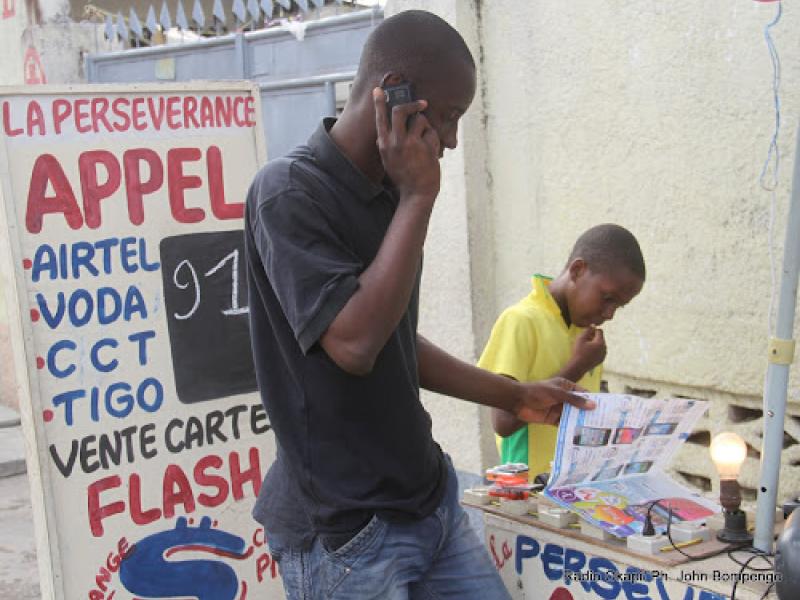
[544,393,720,537]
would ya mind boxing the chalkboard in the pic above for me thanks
[160,231,257,403]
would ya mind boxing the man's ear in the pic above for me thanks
[380,71,406,87]
[568,258,587,282]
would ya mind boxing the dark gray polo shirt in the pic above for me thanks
[245,118,446,549]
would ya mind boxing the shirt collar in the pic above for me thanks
[308,118,385,203]
[528,274,564,319]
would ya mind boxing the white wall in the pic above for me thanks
[385,0,800,498]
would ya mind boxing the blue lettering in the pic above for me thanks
[90,386,100,422]
[698,592,725,600]
[120,237,137,273]
[138,378,164,413]
[53,389,84,426]
[541,543,565,581]
[105,382,134,419]
[68,288,93,326]
[31,244,56,282]
[622,568,651,599]
[139,238,160,271]
[90,338,118,373]
[588,557,621,599]
[128,330,156,365]
[47,339,76,378]
[564,548,590,591]
[515,535,540,575]
[124,286,148,321]
[94,237,119,274]
[59,243,67,279]
[655,572,671,599]
[71,242,98,278]
[36,292,65,328]
[97,287,122,324]
[69,289,94,327]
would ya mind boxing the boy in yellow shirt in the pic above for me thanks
[479,224,645,479]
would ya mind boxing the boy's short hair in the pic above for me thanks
[567,224,646,281]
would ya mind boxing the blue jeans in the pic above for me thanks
[267,459,511,599]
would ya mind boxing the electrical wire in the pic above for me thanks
[758,1,783,335]
[730,550,775,600]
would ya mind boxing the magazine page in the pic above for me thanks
[543,394,719,537]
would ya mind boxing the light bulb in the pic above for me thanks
[709,432,747,480]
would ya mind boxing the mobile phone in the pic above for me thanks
[572,426,612,447]
[381,80,416,128]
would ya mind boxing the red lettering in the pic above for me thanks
[183,96,200,129]
[79,150,122,229]
[123,148,164,225]
[52,98,72,134]
[215,96,232,127]
[245,96,256,126]
[129,473,161,526]
[90,98,112,133]
[163,464,196,518]
[2,0,15,19]
[2,101,23,136]
[88,538,129,599]
[167,147,205,223]
[166,96,181,129]
[111,98,131,132]
[84,451,262,534]
[208,145,241,219]
[252,527,265,548]
[146,97,165,130]
[26,100,45,136]
[131,98,146,131]
[230,447,261,501]
[256,553,278,582]
[74,99,91,134]
[26,154,83,233]
[233,96,246,127]
[199,97,214,127]
[94,566,112,593]
[194,454,229,507]
[87,475,125,537]
[119,538,131,558]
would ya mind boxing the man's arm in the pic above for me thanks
[417,334,594,425]
[490,326,607,436]
[320,91,441,375]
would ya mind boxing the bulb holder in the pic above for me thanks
[716,479,752,544]
[717,509,753,544]
[719,478,743,512]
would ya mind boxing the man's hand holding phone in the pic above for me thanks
[373,83,441,204]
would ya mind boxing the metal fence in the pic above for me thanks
[87,6,381,158]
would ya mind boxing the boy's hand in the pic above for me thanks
[573,326,606,372]
[513,377,595,426]
[373,88,441,203]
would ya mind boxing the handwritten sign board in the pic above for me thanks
[0,83,284,599]
[484,513,740,600]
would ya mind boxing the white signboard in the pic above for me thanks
[0,83,284,599]
[483,513,776,600]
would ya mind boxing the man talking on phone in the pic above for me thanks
[244,9,595,599]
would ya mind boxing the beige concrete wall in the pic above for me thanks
[385,0,800,496]
[479,0,800,493]
[480,0,800,401]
